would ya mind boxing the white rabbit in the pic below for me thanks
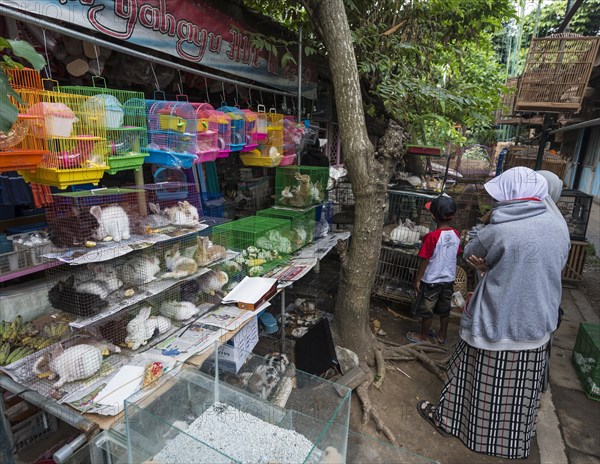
[75,264,123,298]
[390,226,420,245]
[197,270,229,295]
[33,344,103,389]
[120,255,161,286]
[125,307,172,350]
[163,201,200,227]
[159,301,199,320]
[90,205,131,242]
[139,203,171,232]
[163,244,198,279]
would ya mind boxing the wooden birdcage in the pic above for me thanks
[495,77,519,124]
[1,69,49,172]
[18,83,109,188]
[515,34,600,113]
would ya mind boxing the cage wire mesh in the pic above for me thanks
[217,105,246,152]
[256,207,316,252]
[328,179,354,232]
[212,216,292,276]
[557,189,593,241]
[372,246,420,304]
[190,103,220,163]
[256,110,284,157]
[1,69,49,171]
[502,145,568,180]
[515,34,600,113]
[448,144,495,180]
[241,108,259,151]
[59,82,148,175]
[17,87,109,188]
[275,166,328,208]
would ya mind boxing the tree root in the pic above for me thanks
[356,378,397,445]
[380,341,450,382]
[373,347,385,389]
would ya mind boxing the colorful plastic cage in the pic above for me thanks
[19,88,109,189]
[190,103,219,163]
[211,216,292,275]
[241,109,259,151]
[1,69,49,172]
[256,206,316,251]
[59,83,148,174]
[217,105,246,152]
[275,166,328,208]
[259,109,284,158]
[144,100,198,168]
[256,104,268,141]
[572,322,600,401]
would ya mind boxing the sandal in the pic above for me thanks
[436,336,447,345]
[417,400,451,437]
[406,331,425,344]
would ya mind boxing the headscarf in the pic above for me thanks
[484,166,548,202]
[538,170,568,227]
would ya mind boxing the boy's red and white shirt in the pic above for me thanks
[418,228,462,284]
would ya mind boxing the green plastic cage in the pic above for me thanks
[211,216,292,276]
[572,322,600,401]
[256,207,316,252]
[275,166,329,208]
[60,78,148,175]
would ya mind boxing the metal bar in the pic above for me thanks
[0,376,98,436]
[297,23,303,122]
[549,118,600,134]
[53,433,87,463]
[0,390,16,464]
[0,5,297,98]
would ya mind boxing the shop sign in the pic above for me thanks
[4,0,317,97]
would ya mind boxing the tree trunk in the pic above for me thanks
[305,0,402,360]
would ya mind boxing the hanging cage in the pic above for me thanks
[515,34,600,113]
[217,105,247,152]
[60,80,149,175]
[0,69,49,172]
[190,103,219,163]
[144,99,198,169]
[241,108,259,151]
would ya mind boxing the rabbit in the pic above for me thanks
[125,306,172,350]
[48,275,107,317]
[193,236,227,266]
[48,207,99,248]
[240,364,280,399]
[33,343,103,389]
[163,244,198,279]
[163,201,200,227]
[196,270,229,295]
[120,255,161,286]
[159,301,199,321]
[90,205,131,242]
[390,226,420,245]
[138,203,171,233]
[75,264,123,299]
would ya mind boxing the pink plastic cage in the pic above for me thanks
[191,103,219,163]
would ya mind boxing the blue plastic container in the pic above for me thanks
[259,312,278,334]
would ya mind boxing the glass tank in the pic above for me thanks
[94,345,351,463]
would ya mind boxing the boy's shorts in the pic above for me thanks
[412,281,454,319]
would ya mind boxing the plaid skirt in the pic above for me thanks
[434,339,549,459]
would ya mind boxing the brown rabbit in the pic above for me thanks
[193,236,227,266]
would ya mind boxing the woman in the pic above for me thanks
[417,167,570,459]
[538,170,569,231]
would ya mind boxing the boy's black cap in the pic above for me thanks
[425,196,457,221]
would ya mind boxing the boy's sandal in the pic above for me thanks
[436,336,447,345]
[406,331,424,344]
[417,400,451,437]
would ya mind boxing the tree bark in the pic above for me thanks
[305,0,404,360]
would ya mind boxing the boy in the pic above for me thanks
[406,196,461,345]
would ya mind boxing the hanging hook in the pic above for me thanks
[150,62,161,91]
[234,84,239,107]
[248,85,253,108]
[259,89,264,105]
[41,29,52,79]
[221,82,226,106]
[204,77,211,104]
[92,45,102,77]
[177,70,184,95]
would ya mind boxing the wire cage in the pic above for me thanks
[145,99,198,168]
[241,108,259,151]
[228,177,275,218]
[372,246,420,303]
[256,207,316,252]
[258,109,284,158]
[572,322,600,401]
[217,105,246,152]
[495,77,519,125]
[444,182,492,232]
[17,87,109,188]
[255,104,268,141]
[557,189,593,241]
[383,190,437,245]
[211,216,292,276]
[0,69,49,172]
[449,145,495,180]
[515,34,600,113]
[190,103,220,163]
[60,81,149,175]
[275,166,328,208]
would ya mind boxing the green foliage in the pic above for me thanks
[0,38,46,133]
[523,0,600,39]
[241,0,514,148]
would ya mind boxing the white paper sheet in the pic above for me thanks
[94,365,145,406]
[221,276,277,305]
